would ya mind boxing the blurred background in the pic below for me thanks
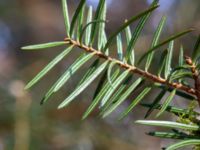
[0,0,199,150]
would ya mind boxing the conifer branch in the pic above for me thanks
[64,38,197,97]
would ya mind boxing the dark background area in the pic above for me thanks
[0,0,199,150]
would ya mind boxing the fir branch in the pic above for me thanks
[64,38,197,97]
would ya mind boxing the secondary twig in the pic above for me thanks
[185,56,200,105]
[65,38,197,98]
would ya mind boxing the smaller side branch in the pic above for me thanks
[185,56,200,105]
[65,38,197,97]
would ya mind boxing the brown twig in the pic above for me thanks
[64,38,197,98]
[185,56,200,105]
